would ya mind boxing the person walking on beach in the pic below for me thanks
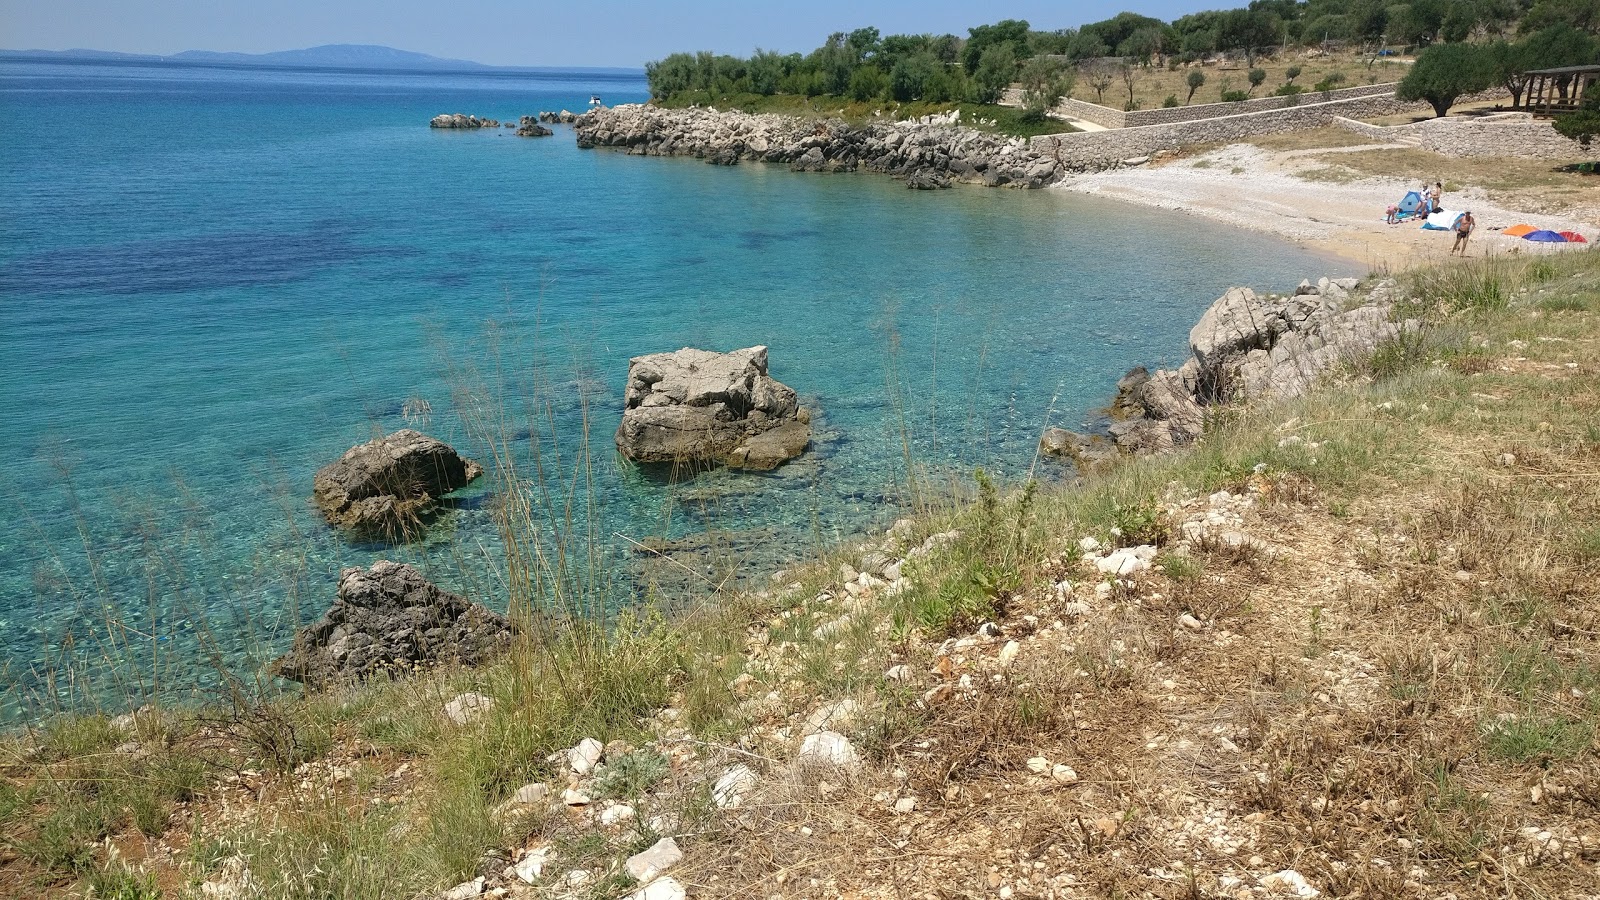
[1452,210,1475,255]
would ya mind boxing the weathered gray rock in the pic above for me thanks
[572,104,1074,189]
[312,430,482,538]
[270,561,512,686]
[515,116,554,137]
[615,346,811,471]
[431,113,498,129]
[1039,428,1120,471]
[624,837,683,883]
[1064,277,1415,461]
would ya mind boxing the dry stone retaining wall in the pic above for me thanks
[1033,92,1458,167]
[1332,112,1595,160]
[1119,82,1397,127]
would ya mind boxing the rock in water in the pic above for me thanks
[271,561,512,686]
[614,346,812,471]
[312,429,483,538]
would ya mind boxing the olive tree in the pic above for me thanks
[1186,69,1207,103]
[1396,42,1493,117]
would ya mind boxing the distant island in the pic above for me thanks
[5,43,492,71]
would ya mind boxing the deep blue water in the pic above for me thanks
[0,58,1356,719]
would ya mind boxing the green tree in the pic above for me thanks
[1285,65,1303,84]
[1248,67,1268,94]
[1553,93,1600,146]
[971,43,1018,103]
[1186,68,1208,103]
[889,52,942,101]
[1018,56,1075,121]
[846,65,889,101]
[1519,0,1600,36]
[1396,42,1493,117]
[1218,8,1283,64]
[1083,59,1117,103]
[963,19,1031,74]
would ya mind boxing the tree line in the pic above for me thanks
[645,0,1600,109]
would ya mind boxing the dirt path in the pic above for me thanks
[1058,144,1598,271]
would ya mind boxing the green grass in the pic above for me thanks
[1482,715,1594,765]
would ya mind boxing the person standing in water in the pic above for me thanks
[1452,210,1475,256]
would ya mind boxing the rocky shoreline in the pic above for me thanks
[1043,276,1414,467]
[573,104,1099,189]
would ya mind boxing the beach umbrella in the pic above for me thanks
[1558,231,1588,243]
[1503,224,1538,237]
[1523,230,1567,242]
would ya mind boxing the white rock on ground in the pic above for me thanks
[1093,546,1157,577]
[712,763,757,809]
[798,731,861,769]
[568,737,603,774]
[600,803,636,826]
[997,640,1020,668]
[625,837,684,883]
[437,878,485,900]
[442,692,493,726]
[624,876,687,900]
[803,698,859,735]
[511,782,549,805]
[1051,764,1079,784]
[514,846,554,884]
[1259,869,1320,897]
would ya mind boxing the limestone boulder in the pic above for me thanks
[615,346,811,471]
[271,561,512,687]
[312,430,482,539]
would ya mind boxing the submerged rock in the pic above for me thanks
[312,429,482,539]
[270,561,512,686]
[614,346,812,471]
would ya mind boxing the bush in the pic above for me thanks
[1163,94,1180,108]
[1273,82,1306,97]
[1221,89,1250,102]
[1313,71,1347,92]
[846,66,889,102]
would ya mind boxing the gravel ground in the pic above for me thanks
[1058,144,1598,270]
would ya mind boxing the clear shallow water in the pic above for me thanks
[0,59,1355,718]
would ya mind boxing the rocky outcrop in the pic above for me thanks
[431,113,500,129]
[539,110,581,124]
[573,104,1082,189]
[515,116,554,137]
[270,561,512,686]
[1042,277,1415,463]
[615,346,811,471]
[312,430,483,538]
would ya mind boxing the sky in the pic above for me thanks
[0,0,1242,68]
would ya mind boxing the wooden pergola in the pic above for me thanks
[1524,64,1600,117]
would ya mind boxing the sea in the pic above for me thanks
[0,58,1356,721]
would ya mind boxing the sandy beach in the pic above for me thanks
[1058,142,1599,271]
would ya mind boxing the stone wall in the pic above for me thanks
[1118,82,1397,127]
[1033,92,1440,167]
[1056,97,1126,129]
[1332,112,1596,160]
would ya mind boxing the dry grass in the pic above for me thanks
[1070,51,1410,112]
[1271,141,1599,220]
[5,251,1600,898]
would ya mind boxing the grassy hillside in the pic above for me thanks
[3,248,1598,898]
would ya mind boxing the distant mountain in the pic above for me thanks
[1,44,490,71]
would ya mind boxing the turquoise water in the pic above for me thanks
[0,59,1355,718]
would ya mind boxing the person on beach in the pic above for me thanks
[1452,211,1475,255]
[1429,181,1443,213]
[1386,203,1400,224]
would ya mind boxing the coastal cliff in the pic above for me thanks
[574,104,1091,188]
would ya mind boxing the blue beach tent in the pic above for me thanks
[1394,191,1426,220]
[1523,230,1567,242]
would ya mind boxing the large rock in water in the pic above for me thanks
[615,346,811,471]
[271,561,512,686]
[313,430,483,538]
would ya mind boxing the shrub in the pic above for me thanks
[1273,83,1306,97]
[1313,71,1347,92]
[1163,94,1180,108]
[1221,89,1250,102]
